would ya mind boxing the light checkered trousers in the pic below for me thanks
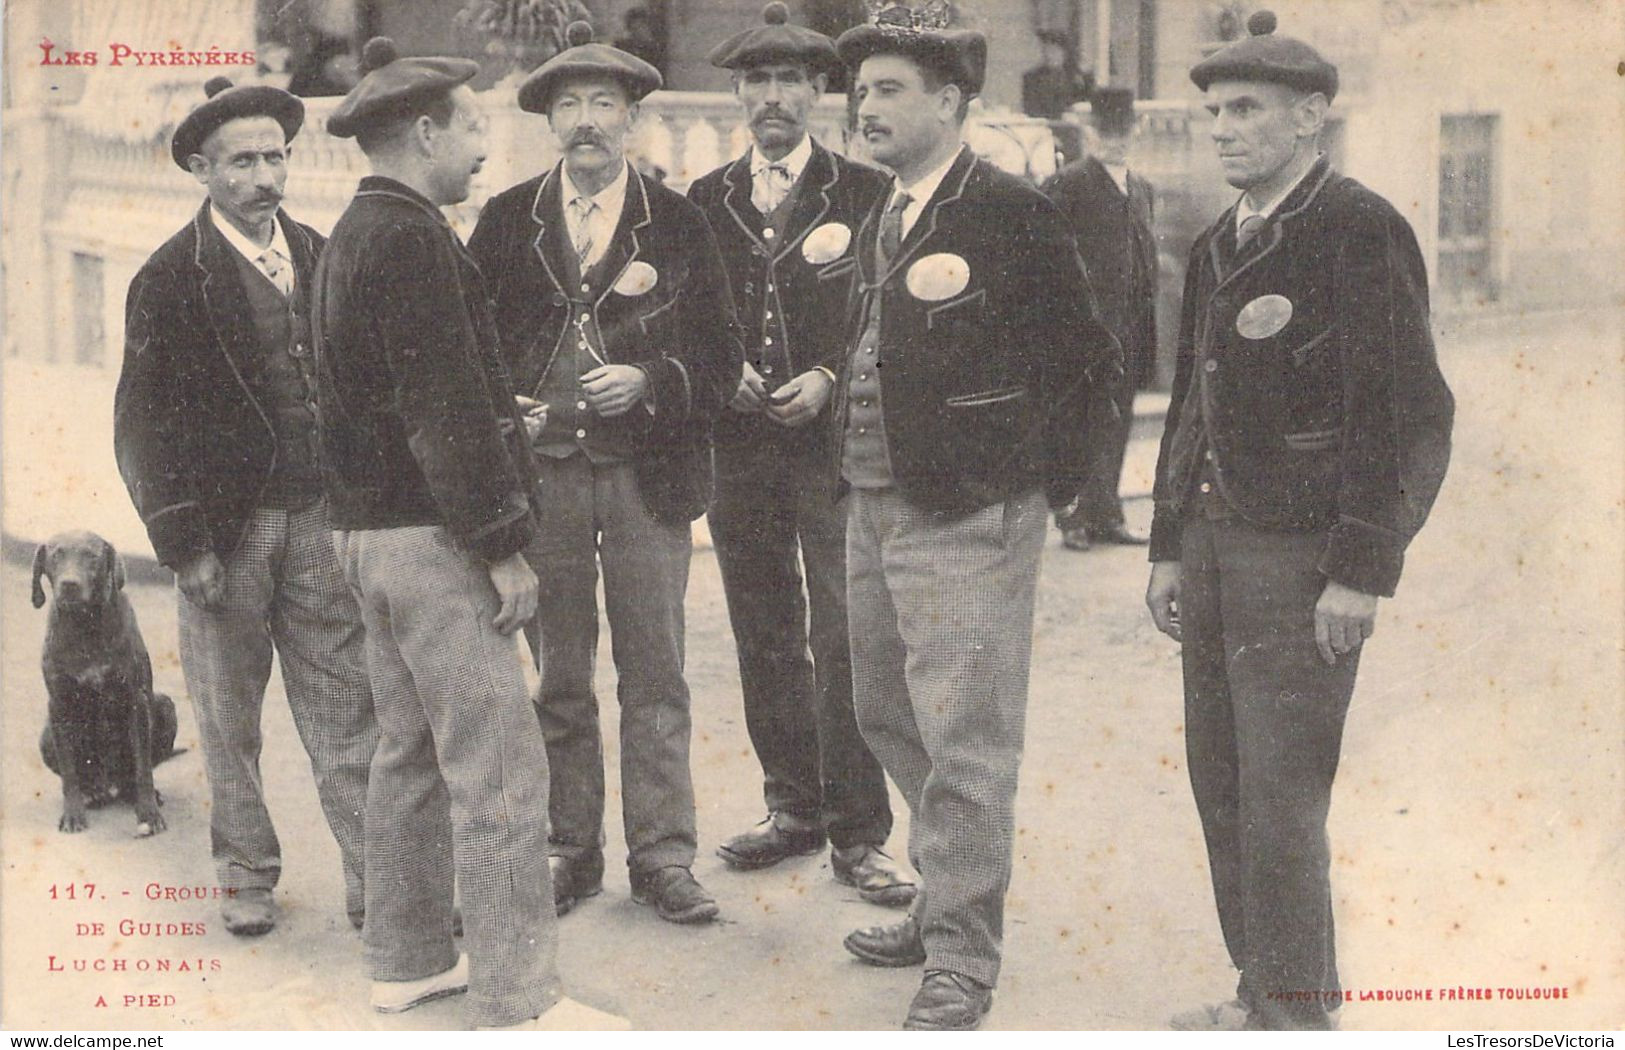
[176,500,377,921]
[845,487,1049,988]
[333,524,562,1027]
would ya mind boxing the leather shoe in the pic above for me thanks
[831,844,916,907]
[903,970,993,1031]
[842,914,926,967]
[222,888,277,937]
[1060,526,1091,551]
[550,852,604,917]
[1089,522,1149,545]
[370,953,469,1014]
[716,814,825,870]
[630,866,718,924]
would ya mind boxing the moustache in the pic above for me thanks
[567,130,608,149]
[249,192,282,207]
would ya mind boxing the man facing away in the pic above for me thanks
[1146,11,1454,1031]
[114,76,376,937]
[686,1,914,908]
[468,21,740,925]
[829,4,1122,1030]
[1043,85,1159,550]
[315,37,625,1029]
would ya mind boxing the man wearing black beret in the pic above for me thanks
[1042,86,1159,550]
[114,77,377,938]
[1146,11,1454,1031]
[468,21,740,926]
[316,38,625,1029]
[830,3,1121,1030]
[686,2,914,908]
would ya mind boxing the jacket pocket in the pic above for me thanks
[816,257,857,281]
[1282,427,1340,451]
[925,287,987,330]
[1290,326,1335,367]
[944,384,1028,409]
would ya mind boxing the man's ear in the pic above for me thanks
[811,71,829,98]
[1295,91,1330,138]
[31,544,49,609]
[186,154,211,184]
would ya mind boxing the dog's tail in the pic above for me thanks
[150,693,187,763]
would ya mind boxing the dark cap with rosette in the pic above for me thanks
[1189,10,1339,101]
[326,37,480,139]
[708,2,840,75]
[171,77,304,170]
[835,2,987,99]
[518,20,664,114]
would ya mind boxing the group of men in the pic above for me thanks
[113,0,1452,1031]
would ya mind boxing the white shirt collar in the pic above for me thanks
[749,135,814,184]
[209,202,289,267]
[891,145,964,236]
[562,159,631,220]
[1236,154,1319,230]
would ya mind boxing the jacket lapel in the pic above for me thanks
[278,210,318,293]
[527,165,573,300]
[192,204,265,387]
[772,142,837,264]
[1211,155,1335,298]
[720,152,766,249]
[877,146,976,285]
[589,169,653,307]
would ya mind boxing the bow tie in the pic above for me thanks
[753,163,793,215]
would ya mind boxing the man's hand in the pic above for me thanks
[515,395,549,442]
[764,369,835,429]
[730,361,770,414]
[1145,560,1182,642]
[1314,580,1379,666]
[488,552,538,636]
[580,365,649,417]
[176,551,226,611]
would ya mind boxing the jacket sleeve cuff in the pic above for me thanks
[642,357,692,422]
[146,502,213,570]
[1148,507,1183,563]
[465,504,535,565]
[1317,516,1405,597]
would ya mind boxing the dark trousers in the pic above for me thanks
[1179,513,1361,1030]
[524,455,697,877]
[1077,360,1138,529]
[709,440,891,848]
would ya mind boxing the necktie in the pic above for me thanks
[258,249,292,297]
[754,163,793,215]
[879,191,913,271]
[1236,213,1267,250]
[569,196,599,267]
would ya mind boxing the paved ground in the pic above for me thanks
[2,309,1620,1031]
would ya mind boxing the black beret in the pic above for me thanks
[171,77,304,170]
[708,2,839,75]
[836,5,987,99]
[326,37,480,140]
[518,21,663,114]
[1089,86,1137,135]
[1189,10,1339,101]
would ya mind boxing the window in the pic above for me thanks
[72,252,105,366]
[1438,114,1498,304]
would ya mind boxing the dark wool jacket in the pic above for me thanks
[1148,156,1455,596]
[1041,156,1158,386]
[832,146,1122,516]
[687,139,891,456]
[312,176,537,564]
[114,203,323,570]
[468,163,741,525]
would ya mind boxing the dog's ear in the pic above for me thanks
[31,544,49,608]
[105,540,127,595]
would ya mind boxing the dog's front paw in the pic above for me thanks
[134,810,166,837]
[59,809,88,833]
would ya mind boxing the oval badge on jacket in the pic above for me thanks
[1235,294,1293,339]
[801,222,852,264]
[613,260,659,297]
[905,253,971,302]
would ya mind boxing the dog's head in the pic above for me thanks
[32,531,126,610]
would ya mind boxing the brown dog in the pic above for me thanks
[32,530,178,835]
